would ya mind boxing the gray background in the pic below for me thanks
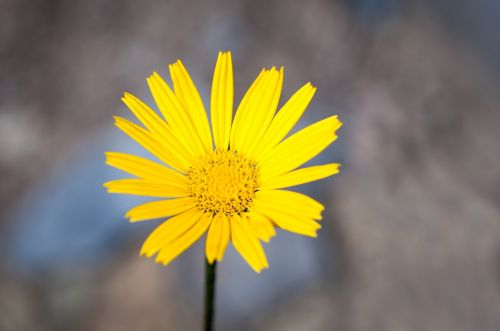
[1,0,500,330]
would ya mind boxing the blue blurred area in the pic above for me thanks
[3,130,155,275]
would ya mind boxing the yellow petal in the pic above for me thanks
[231,214,269,273]
[155,212,212,265]
[230,68,277,152]
[147,72,205,156]
[211,51,233,150]
[245,211,276,243]
[259,115,342,180]
[105,152,186,187]
[121,93,193,165]
[231,67,283,155]
[113,116,188,172]
[140,208,203,257]
[261,163,340,190]
[245,67,284,158]
[205,213,230,263]
[255,190,324,220]
[229,69,265,150]
[125,197,196,222]
[169,60,213,151]
[252,200,321,237]
[103,179,189,198]
[253,83,316,159]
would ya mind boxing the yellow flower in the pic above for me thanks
[104,51,342,272]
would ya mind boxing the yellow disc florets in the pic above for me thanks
[187,149,260,215]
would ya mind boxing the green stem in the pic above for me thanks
[203,259,217,331]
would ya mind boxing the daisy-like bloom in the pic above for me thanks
[104,51,342,272]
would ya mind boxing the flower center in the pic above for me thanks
[187,150,260,215]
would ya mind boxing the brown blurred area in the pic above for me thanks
[1,0,500,330]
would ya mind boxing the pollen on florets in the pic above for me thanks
[186,149,260,215]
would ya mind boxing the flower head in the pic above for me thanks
[104,51,342,272]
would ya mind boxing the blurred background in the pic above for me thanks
[1,0,500,330]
